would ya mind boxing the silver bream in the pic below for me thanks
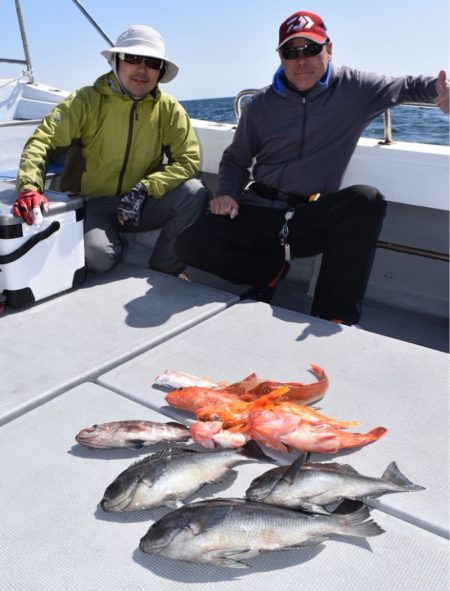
[101,442,270,512]
[139,497,384,568]
[246,455,425,514]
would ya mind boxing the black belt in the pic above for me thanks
[246,181,320,206]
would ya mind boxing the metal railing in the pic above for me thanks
[233,90,448,263]
[234,89,440,145]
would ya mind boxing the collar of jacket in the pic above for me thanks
[95,71,160,102]
[272,61,332,98]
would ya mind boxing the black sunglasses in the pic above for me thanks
[280,41,329,60]
[118,53,163,70]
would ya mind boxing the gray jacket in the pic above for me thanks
[216,63,438,204]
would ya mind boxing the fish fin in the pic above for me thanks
[333,501,385,537]
[285,536,329,549]
[149,446,192,460]
[280,453,310,485]
[165,499,184,509]
[304,462,360,475]
[165,420,189,429]
[207,549,252,569]
[382,462,425,492]
[238,440,276,463]
[293,502,331,515]
[188,506,233,536]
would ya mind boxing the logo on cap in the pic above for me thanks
[286,14,315,34]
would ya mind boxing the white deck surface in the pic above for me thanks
[0,382,448,591]
[0,264,238,425]
[97,301,449,539]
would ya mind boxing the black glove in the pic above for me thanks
[117,182,148,227]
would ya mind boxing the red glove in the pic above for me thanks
[13,190,49,226]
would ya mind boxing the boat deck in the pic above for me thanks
[1,260,448,590]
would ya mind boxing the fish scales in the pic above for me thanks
[101,442,271,512]
[246,458,425,513]
[139,498,384,568]
[75,420,190,449]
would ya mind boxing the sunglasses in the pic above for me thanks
[280,41,328,60]
[118,53,163,70]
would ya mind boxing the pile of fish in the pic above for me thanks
[72,367,424,569]
[158,368,387,454]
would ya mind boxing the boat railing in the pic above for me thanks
[0,0,34,83]
[234,89,449,263]
[234,89,441,146]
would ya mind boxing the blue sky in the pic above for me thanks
[1,0,449,100]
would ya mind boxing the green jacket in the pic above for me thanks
[16,73,201,198]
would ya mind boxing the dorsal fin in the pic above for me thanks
[304,462,360,475]
[280,453,309,485]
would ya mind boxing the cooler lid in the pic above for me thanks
[0,182,83,226]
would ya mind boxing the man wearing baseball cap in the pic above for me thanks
[177,10,449,325]
[15,24,208,278]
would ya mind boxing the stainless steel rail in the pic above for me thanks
[234,90,440,146]
[234,90,448,262]
[0,0,34,82]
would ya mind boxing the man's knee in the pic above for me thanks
[350,184,385,207]
[179,179,209,211]
[84,238,122,273]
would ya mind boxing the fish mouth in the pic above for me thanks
[100,482,139,512]
[139,538,166,554]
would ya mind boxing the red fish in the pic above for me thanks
[166,365,328,412]
[239,364,328,405]
[248,409,387,454]
[190,421,250,449]
[165,387,241,412]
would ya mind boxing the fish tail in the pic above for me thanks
[382,462,426,492]
[238,440,275,463]
[335,501,385,538]
[339,426,387,448]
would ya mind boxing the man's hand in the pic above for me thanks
[12,190,49,226]
[209,195,239,219]
[117,182,148,227]
[435,70,449,113]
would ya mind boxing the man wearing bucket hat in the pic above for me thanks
[176,10,449,325]
[15,24,207,277]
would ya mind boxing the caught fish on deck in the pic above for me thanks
[100,441,271,512]
[75,420,190,450]
[165,386,241,412]
[246,454,425,513]
[139,497,384,568]
[190,420,251,449]
[165,364,329,413]
[154,369,223,389]
[239,364,329,405]
[195,386,358,430]
[248,409,387,454]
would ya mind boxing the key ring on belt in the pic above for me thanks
[279,208,295,261]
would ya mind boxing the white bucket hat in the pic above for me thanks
[101,24,179,83]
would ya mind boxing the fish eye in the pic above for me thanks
[92,424,98,428]
[263,387,270,394]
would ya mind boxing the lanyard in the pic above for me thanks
[279,208,295,261]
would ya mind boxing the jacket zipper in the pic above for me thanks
[116,101,137,196]
[299,96,307,157]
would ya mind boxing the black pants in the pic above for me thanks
[176,185,386,324]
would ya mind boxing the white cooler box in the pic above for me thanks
[0,182,86,308]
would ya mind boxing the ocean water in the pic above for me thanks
[181,97,449,146]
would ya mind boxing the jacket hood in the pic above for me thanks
[93,72,161,102]
[272,61,333,97]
